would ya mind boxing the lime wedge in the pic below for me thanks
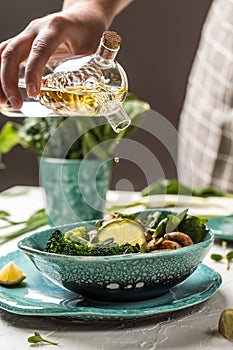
[0,261,26,286]
[97,218,146,246]
[219,309,233,340]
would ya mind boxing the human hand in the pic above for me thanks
[0,1,110,110]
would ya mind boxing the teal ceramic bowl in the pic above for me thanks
[18,210,214,302]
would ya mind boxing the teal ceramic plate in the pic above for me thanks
[207,215,233,241]
[0,251,222,321]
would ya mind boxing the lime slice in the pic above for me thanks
[0,261,26,286]
[219,309,233,340]
[97,218,146,246]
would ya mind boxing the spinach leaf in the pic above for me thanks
[152,217,168,238]
[165,209,188,233]
[178,215,207,243]
[150,209,188,238]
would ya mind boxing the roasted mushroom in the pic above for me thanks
[159,240,182,250]
[164,232,193,246]
[146,237,163,252]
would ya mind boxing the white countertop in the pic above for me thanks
[0,186,233,350]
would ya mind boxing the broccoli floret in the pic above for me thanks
[45,229,141,256]
[45,229,90,256]
[63,241,90,256]
[45,228,92,256]
[45,230,66,254]
[90,243,140,256]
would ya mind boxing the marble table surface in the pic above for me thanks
[0,186,233,350]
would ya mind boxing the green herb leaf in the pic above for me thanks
[0,122,21,153]
[211,242,233,270]
[27,331,59,346]
[178,215,207,243]
[165,209,188,233]
[142,178,229,197]
[0,122,22,168]
[211,254,224,262]
[0,208,48,245]
[142,179,192,197]
[226,251,233,261]
[0,210,11,219]
[152,217,168,238]
[28,335,43,344]
[149,210,188,238]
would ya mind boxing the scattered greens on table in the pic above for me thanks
[142,179,233,198]
[107,178,233,213]
[28,331,59,346]
[0,209,48,245]
[211,241,233,270]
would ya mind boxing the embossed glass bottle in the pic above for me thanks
[0,31,131,133]
[39,31,130,132]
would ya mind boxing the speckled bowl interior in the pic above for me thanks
[18,210,214,302]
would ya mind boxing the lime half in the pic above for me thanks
[97,218,146,246]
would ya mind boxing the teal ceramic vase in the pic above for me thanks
[39,157,112,226]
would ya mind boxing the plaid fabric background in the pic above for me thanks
[177,0,233,192]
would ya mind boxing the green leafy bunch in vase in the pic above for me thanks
[0,93,150,226]
[0,93,150,165]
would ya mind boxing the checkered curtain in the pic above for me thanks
[178,0,233,192]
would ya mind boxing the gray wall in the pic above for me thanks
[0,0,212,192]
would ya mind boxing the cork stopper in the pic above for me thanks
[102,31,122,50]
[96,31,122,61]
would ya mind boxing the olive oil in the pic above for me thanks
[38,31,129,126]
[39,85,127,117]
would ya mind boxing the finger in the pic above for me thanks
[0,38,12,53]
[0,61,7,104]
[0,39,12,103]
[0,88,7,104]
[25,18,68,97]
[1,36,34,108]
[0,79,7,104]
